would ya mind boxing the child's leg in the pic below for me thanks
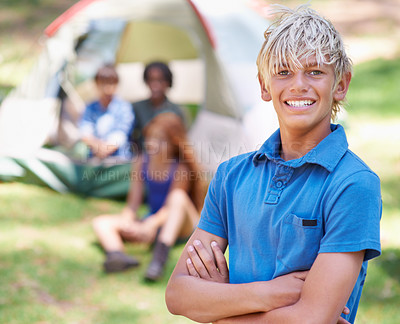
[92,214,126,251]
[145,188,199,281]
[92,214,140,272]
[158,188,199,246]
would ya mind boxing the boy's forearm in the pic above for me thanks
[167,277,258,323]
[166,275,291,323]
[166,231,307,323]
[213,312,273,324]
[213,304,305,324]
[243,252,364,324]
[213,304,350,324]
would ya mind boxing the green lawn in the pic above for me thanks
[0,183,193,324]
[342,58,400,324]
[346,116,400,323]
[347,58,400,118]
[0,1,399,321]
[1,58,400,324]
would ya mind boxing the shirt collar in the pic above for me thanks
[253,124,349,172]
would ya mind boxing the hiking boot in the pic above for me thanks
[145,259,165,282]
[144,241,170,282]
[103,251,140,273]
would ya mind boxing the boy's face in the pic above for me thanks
[96,80,118,102]
[259,56,350,136]
[146,68,169,101]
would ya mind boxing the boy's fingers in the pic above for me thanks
[193,240,218,275]
[211,241,229,279]
[337,307,351,324]
[337,316,350,324]
[186,258,200,277]
[187,244,210,279]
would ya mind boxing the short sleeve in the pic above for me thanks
[79,103,96,137]
[198,163,228,239]
[319,171,382,261]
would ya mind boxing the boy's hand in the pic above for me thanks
[186,240,229,283]
[337,307,351,324]
[95,141,118,159]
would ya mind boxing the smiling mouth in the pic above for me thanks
[285,100,315,108]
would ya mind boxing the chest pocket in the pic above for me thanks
[274,213,322,277]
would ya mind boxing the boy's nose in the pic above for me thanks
[149,80,163,90]
[103,84,116,94]
[289,73,308,93]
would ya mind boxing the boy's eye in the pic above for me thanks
[278,70,290,76]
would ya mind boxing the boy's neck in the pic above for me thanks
[99,96,112,109]
[279,124,332,161]
[150,96,166,108]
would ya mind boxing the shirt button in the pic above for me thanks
[276,181,283,188]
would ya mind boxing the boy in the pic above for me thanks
[165,5,381,324]
[130,61,184,153]
[79,64,134,162]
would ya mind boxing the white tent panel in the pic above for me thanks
[0,98,60,157]
[189,110,255,172]
[115,59,205,104]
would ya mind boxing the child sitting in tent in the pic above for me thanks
[131,61,185,153]
[79,64,134,163]
[92,112,207,281]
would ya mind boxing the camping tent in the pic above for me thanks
[0,0,278,197]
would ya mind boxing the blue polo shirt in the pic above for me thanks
[198,124,381,323]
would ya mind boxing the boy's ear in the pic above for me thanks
[258,75,272,102]
[333,71,352,101]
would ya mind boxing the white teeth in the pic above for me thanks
[286,100,314,107]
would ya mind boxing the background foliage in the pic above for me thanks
[1,1,400,323]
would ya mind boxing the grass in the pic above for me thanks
[0,1,400,322]
[347,58,400,117]
[0,0,77,92]
[343,58,400,324]
[357,248,400,323]
[0,183,192,324]
[1,57,400,323]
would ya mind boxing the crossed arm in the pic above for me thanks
[165,228,364,324]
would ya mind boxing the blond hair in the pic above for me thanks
[256,4,352,120]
